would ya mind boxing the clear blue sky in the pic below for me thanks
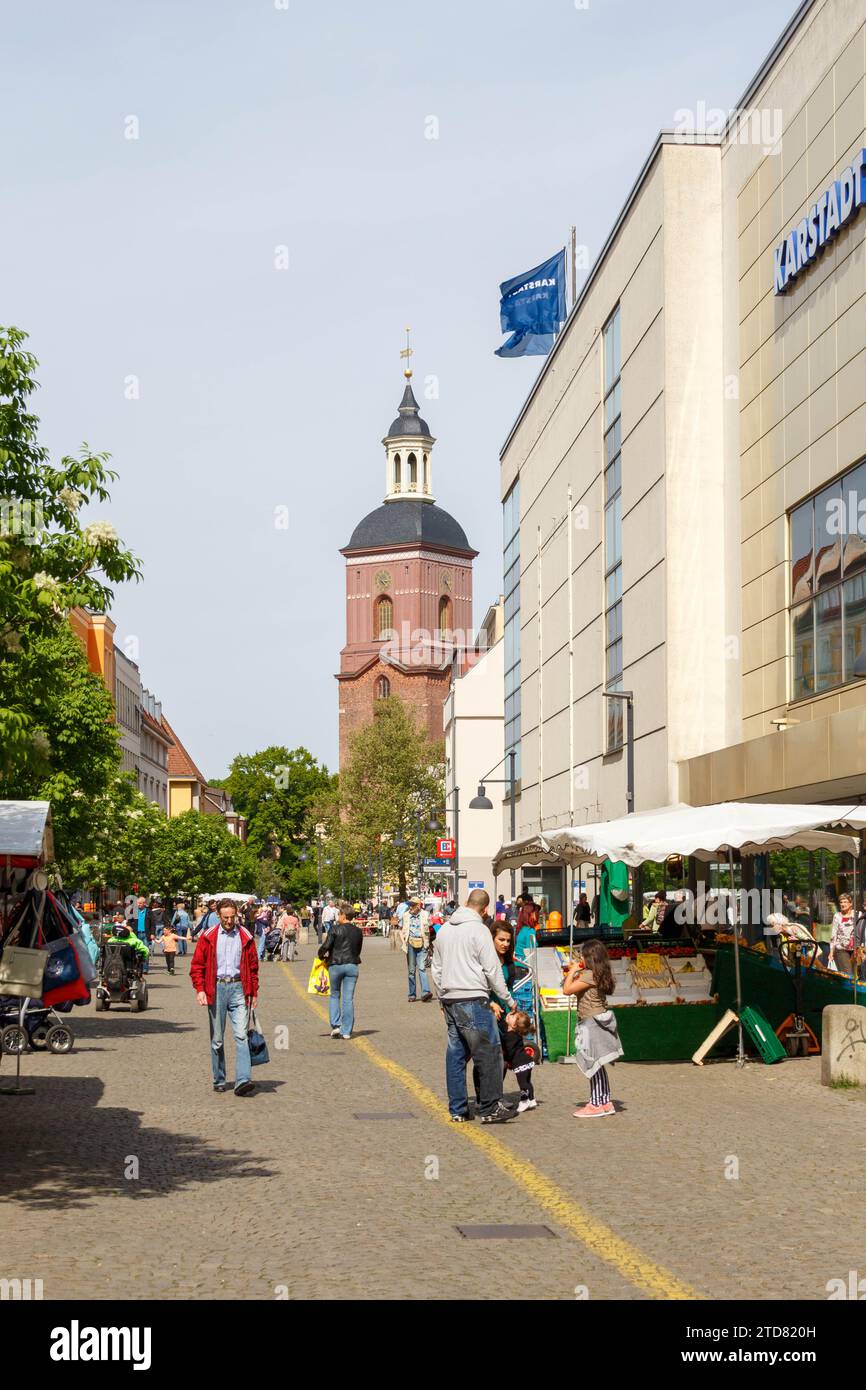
[4,0,798,775]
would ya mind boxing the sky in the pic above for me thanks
[3,0,800,777]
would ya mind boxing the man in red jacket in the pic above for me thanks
[190,899,259,1096]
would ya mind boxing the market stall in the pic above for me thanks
[494,800,866,1065]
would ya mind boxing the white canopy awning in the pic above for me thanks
[492,833,563,875]
[0,800,53,863]
[493,801,866,873]
[544,801,865,867]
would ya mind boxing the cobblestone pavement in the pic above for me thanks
[1,935,864,1300]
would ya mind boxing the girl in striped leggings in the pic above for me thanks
[562,939,623,1118]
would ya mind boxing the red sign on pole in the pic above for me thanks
[437,838,456,860]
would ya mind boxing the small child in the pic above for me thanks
[562,938,623,1118]
[161,925,178,975]
[501,1010,538,1113]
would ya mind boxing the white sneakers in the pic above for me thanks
[517,1097,538,1113]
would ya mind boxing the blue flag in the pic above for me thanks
[495,248,567,357]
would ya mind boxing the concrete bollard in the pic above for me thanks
[821,1005,866,1087]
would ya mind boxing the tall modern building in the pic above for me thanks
[498,0,866,915]
[337,370,477,765]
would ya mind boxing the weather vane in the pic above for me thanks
[400,325,413,379]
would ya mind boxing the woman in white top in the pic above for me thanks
[829,892,856,976]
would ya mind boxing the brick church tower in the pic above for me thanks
[337,368,477,767]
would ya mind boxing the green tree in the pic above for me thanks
[0,623,127,872]
[338,696,444,897]
[0,327,140,776]
[147,811,258,900]
[223,745,335,895]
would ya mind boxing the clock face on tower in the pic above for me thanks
[375,569,392,591]
[441,571,452,592]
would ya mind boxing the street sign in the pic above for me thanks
[423,858,451,869]
[437,838,456,859]
[468,881,484,889]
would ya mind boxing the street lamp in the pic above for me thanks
[469,749,517,896]
[601,689,635,813]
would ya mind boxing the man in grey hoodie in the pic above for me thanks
[431,888,516,1124]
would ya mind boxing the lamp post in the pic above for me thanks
[469,749,517,896]
[601,690,634,814]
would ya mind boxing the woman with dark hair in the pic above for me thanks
[487,921,534,1017]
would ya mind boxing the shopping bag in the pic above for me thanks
[247,1007,270,1067]
[70,929,97,984]
[41,935,90,1006]
[307,959,330,996]
[0,945,47,998]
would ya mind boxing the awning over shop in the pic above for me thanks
[545,801,865,867]
[492,833,561,876]
[0,800,53,865]
[493,801,866,873]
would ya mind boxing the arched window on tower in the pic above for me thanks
[376,675,391,699]
[376,595,393,637]
[393,453,401,492]
[408,452,417,490]
[438,595,452,639]
[423,452,429,493]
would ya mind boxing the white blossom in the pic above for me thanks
[59,487,83,513]
[2,632,22,652]
[31,731,51,757]
[32,571,61,594]
[83,520,119,547]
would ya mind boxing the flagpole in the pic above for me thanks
[570,227,577,309]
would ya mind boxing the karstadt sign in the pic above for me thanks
[773,147,866,294]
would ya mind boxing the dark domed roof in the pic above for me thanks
[343,499,474,554]
[385,382,432,439]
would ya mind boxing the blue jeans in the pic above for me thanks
[208,981,251,1088]
[177,937,187,956]
[256,931,266,960]
[329,963,359,1037]
[443,999,503,1118]
[406,944,429,999]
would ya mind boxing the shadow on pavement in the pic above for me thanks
[0,1075,276,1210]
[69,1014,197,1043]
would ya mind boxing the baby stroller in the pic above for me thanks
[264,927,282,962]
[0,996,75,1055]
[96,940,149,1012]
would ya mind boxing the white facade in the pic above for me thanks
[443,635,506,901]
[140,689,169,812]
[114,647,142,782]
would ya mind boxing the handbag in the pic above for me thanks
[0,944,47,998]
[247,1007,269,1067]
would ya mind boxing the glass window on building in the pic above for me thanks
[503,478,521,782]
[790,460,866,699]
[603,305,623,750]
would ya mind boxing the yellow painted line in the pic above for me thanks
[281,964,701,1300]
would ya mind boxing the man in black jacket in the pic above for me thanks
[318,904,363,1040]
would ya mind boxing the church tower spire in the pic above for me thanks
[382,335,435,503]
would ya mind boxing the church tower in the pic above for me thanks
[337,358,477,767]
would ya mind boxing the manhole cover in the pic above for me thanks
[456,1225,557,1240]
[353,1111,416,1120]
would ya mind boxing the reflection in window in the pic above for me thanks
[815,585,843,691]
[790,458,866,697]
